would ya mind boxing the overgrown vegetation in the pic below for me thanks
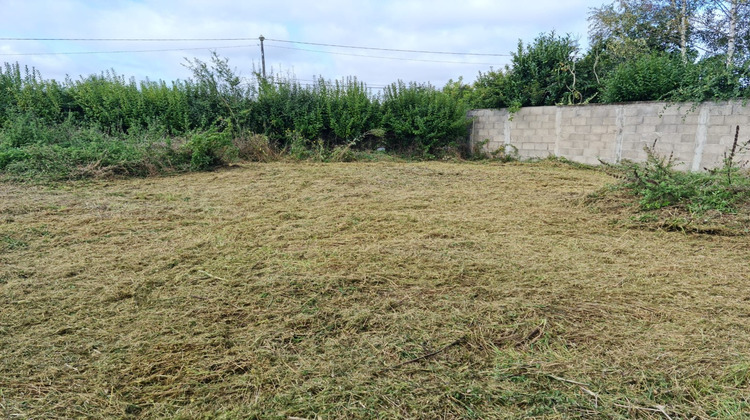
[592,127,750,233]
[0,57,473,181]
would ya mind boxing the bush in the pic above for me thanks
[0,115,193,180]
[183,124,235,170]
[602,53,693,103]
[381,81,471,155]
[672,57,750,103]
[0,56,481,180]
[615,141,750,214]
[471,32,580,108]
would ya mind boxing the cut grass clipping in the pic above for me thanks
[2,161,750,419]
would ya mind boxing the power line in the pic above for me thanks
[0,44,256,56]
[275,81,390,89]
[0,37,254,42]
[0,42,504,65]
[270,44,504,66]
[0,36,510,57]
[264,38,511,57]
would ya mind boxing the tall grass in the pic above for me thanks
[0,56,472,180]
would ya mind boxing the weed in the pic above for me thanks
[183,124,235,170]
[232,132,280,162]
[287,130,311,161]
[602,137,750,219]
[590,133,750,234]
[470,140,519,162]
[1,234,28,250]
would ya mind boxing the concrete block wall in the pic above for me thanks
[468,101,750,170]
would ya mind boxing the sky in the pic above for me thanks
[1,0,608,89]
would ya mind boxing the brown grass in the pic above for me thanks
[1,161,749,419]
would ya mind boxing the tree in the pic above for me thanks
[508,32,581,107]
[470,33,580,108]
[696,0,750,66]
[589,0,705,61]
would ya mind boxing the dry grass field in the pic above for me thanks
[1,161,749,419]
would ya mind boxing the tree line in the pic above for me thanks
[469,0,749,109]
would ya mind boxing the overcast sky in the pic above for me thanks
[1,0,607,88]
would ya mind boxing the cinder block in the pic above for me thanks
[625,105,653,117]
[724,115,750,126]
[713,104,736,116]
[571,117,587,126]
[680,124,698,134]
[643,116,663,126]
[636,125,657,134]
[707,125,733,136]
[582,148,601,157]
[669,142,695,154]
[525,107,544,115]
[590,106,616,118]
[707,115,725,126]
[560,149,583,159]
[719,135,739,146]
[680,133,695,144]
[659,116,682,126]
[682,114,700,125]
[591,125,612,135]
[660,125,680,134]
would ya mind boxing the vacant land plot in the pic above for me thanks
[1,161,749,419]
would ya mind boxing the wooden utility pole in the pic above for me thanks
[259,35,266,78]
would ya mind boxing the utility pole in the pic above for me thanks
[259,35,266,78]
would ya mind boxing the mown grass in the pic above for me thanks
[1,161,749,419]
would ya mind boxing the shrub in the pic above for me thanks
[381,81,471,155]
[1,55,483,179]
[615,140,750,214]
[0,112,55,147]
[602,53,693,103]
[183,125,235,170]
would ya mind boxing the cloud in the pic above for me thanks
[0,0,605,86]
